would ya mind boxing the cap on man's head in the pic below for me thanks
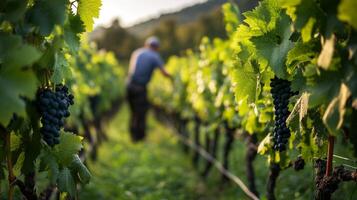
[145,36,160,48]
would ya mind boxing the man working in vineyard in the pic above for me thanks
[127,36,172,142]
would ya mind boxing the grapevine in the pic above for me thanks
[149,0,357,199]
[0,0,109,199]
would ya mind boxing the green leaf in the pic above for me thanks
[68,14,86,34]
[308,71,341,108]
[301,17,316,42]
[64,30,80,53]
[251,13,294,78]
[64,14,85,53]
[51,52,71,84]
[231,64,258,103]
[70,155,91,184]
[53,132,83,166]
[0,33,21,59]
[13,152,25,177]
[41,151,59,184]
[258,134,273,155]
[58,167,76,196]
[0,33,42,69]
[323,83,351,136]
[78,0,102,32]
[290,69,305,92]
[3,44,42,69]
[0,66,37,125]
[286,41,316,71]
[222,2,240,36]
[279,0,322,42]
[338,0,357,30]
[2,0,28,23]
[242,0,280,36]
[27,0,66,36]
[10,133,22,151]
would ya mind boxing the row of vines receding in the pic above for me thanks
[0,0,126,199]
[149,0,357,199]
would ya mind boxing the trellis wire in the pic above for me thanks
[167,125,260,200]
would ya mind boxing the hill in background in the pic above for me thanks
[90,0,258,61]
[127,0,257,37]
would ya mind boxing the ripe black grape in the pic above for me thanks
[270,77,296,152]
[37,84,74,146]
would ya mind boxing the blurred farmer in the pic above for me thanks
[126,36,171,141]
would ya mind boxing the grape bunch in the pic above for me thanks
[37,84,74,146]
[270,77,295,151]
[293,156,305,171]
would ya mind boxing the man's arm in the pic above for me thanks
[159,67,172,80]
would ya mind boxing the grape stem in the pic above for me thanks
[326,135,335,176]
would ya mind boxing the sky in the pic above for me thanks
[94,0,207,28]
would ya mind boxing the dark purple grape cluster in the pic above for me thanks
[270,77,294,152]
[37,84,74,146]
[293,156,305,171]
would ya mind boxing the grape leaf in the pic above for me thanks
[280,0,322,42]
[251,13,293,79]
[64,30,80,53]
[323,83,351,136]
[301,18,316,42]
[242,0,280,36]
[27,0,66,36]
[40,152,59,184]
[10,133,22,151]
[3,44,42,69]
[0,66,37,125]
[51,52,71,84]
[58,167,76,196]
[70,155,91,184]
[53,132,83,166]
[308,71,341,108]
[13,152,25,177]
[78,0,102,32]
[68,14,86,34]
[2,0,28,23]
[258,134,273,155]
[345,62,357,100]
[64,14,85,53]
[0,33,42,69]
[0,33,21,57]
[290,69,305,92]
[231,63,258,103]
[286,42,316,70]
[338,0,357,30]
[222,2,240,36]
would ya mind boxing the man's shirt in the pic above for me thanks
[128,47,164,86]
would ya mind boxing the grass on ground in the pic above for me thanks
[79,104,357,200]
